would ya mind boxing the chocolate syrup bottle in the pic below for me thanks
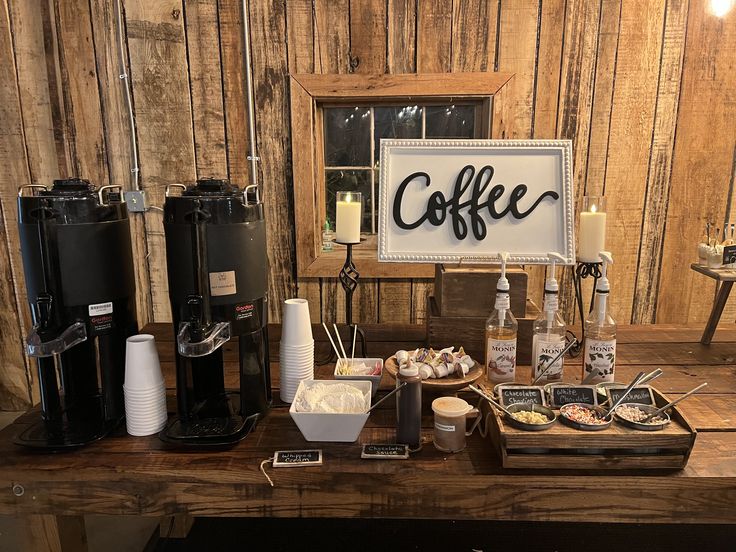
[396,364,422,451]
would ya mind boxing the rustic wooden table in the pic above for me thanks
[1,324,735,550]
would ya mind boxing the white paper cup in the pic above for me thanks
[281,299,313,345]
[124,334,164,390]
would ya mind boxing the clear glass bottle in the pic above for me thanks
[531,257,566,383]
[485,254,517,383]
[582,252,617,383]
[321,220,334,251]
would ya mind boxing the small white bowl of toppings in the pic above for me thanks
[289,380,371,442]
[613,402,671,431]
[334,358,383,397]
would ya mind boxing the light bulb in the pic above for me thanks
[708,0,734,17]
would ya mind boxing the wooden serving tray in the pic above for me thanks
[481,383,697,470]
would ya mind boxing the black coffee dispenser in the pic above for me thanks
[161,179,271,445]
[16,179,137,449]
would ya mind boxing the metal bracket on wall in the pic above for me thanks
[124,190,148,212]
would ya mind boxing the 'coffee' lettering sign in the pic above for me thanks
[378,140,575,265]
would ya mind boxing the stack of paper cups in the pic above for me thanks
[123,334,168,436]
[280,299,314,403]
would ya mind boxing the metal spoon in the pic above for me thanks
[603,371,647,420]
[599,368,663,407]
[365,381,406,414]
[640,382,708,423]
[639,368,664,385]
[531,338,578,385]
[468,384,515,418]
[581,366,601,385]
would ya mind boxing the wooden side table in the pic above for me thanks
[690,263,736,344]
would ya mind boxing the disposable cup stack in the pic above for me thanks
[280,298,315,403]
[123,334,168,436]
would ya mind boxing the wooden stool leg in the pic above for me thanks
[701,281,733,345]
[159,513,194,539]
[18,515,88,552]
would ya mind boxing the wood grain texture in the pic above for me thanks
[89,0,152,329]
[249,0,296,322]
[0,0,31,409]
[7,0,62,185]
[349,0,386,74]
[532,0,565,139]
[603,0,666,324]
[387,0,416,74]
[632,0,690,324]
[452,0,498,73]
[658,1,736,324]
[124,0,196,323]
[555,0,602,320]
[218,0,252,187]
[52,0,108,185]
[314,0,350,73]
[17,514,88,552]
[417,0,451,73]
[185,0,227,179]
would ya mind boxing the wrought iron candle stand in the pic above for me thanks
[317,241,368,365]
[567,261,603,357]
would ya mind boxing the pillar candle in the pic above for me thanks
[579,206,607,262]
[336,195,362,243]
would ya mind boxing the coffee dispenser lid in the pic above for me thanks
[185,178,239,196]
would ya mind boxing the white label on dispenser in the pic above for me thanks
[209,271,237,296]
[88,301,113,316]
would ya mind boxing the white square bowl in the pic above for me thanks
[289,379,371,442]
[333,358,384,397]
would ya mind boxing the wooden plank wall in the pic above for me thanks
[0,0,735,408]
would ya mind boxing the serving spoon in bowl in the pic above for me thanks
[639,382,708,423]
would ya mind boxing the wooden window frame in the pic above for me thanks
[289,72,513,278]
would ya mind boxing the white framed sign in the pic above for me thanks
[377,139,575,265]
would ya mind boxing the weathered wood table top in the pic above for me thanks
[1,324,735,527]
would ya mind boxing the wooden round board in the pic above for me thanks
[384,356,483,392]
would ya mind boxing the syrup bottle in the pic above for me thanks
[485,252,518,383]
[531,253,567,383]
[582,251,616,383]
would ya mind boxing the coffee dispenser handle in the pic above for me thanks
[26,321,87,358]
[176,320,231,358]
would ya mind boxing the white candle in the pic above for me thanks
[336,194,362,243]
[579,206,607,262]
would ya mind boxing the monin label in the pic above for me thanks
[486,338,517,381]
[532,337,565,382]
[582,338,616,383]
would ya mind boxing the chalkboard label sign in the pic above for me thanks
[361,444,409,459]
[724,244,736,265]
[273,449,323,467]
[606,387,655,406]
[550,386,598,408]
[499,386,545,407]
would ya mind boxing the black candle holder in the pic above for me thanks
[317,241,367,365]
[568,261,603,357]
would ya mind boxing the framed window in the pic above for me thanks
[289,73,513,278]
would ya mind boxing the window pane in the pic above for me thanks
[325,170,373,233]
[425,104,475,138]
[374,105,423,162]
[324,107,371,166]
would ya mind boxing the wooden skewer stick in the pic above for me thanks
[333,323,348,360]
[322,322,343,360]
